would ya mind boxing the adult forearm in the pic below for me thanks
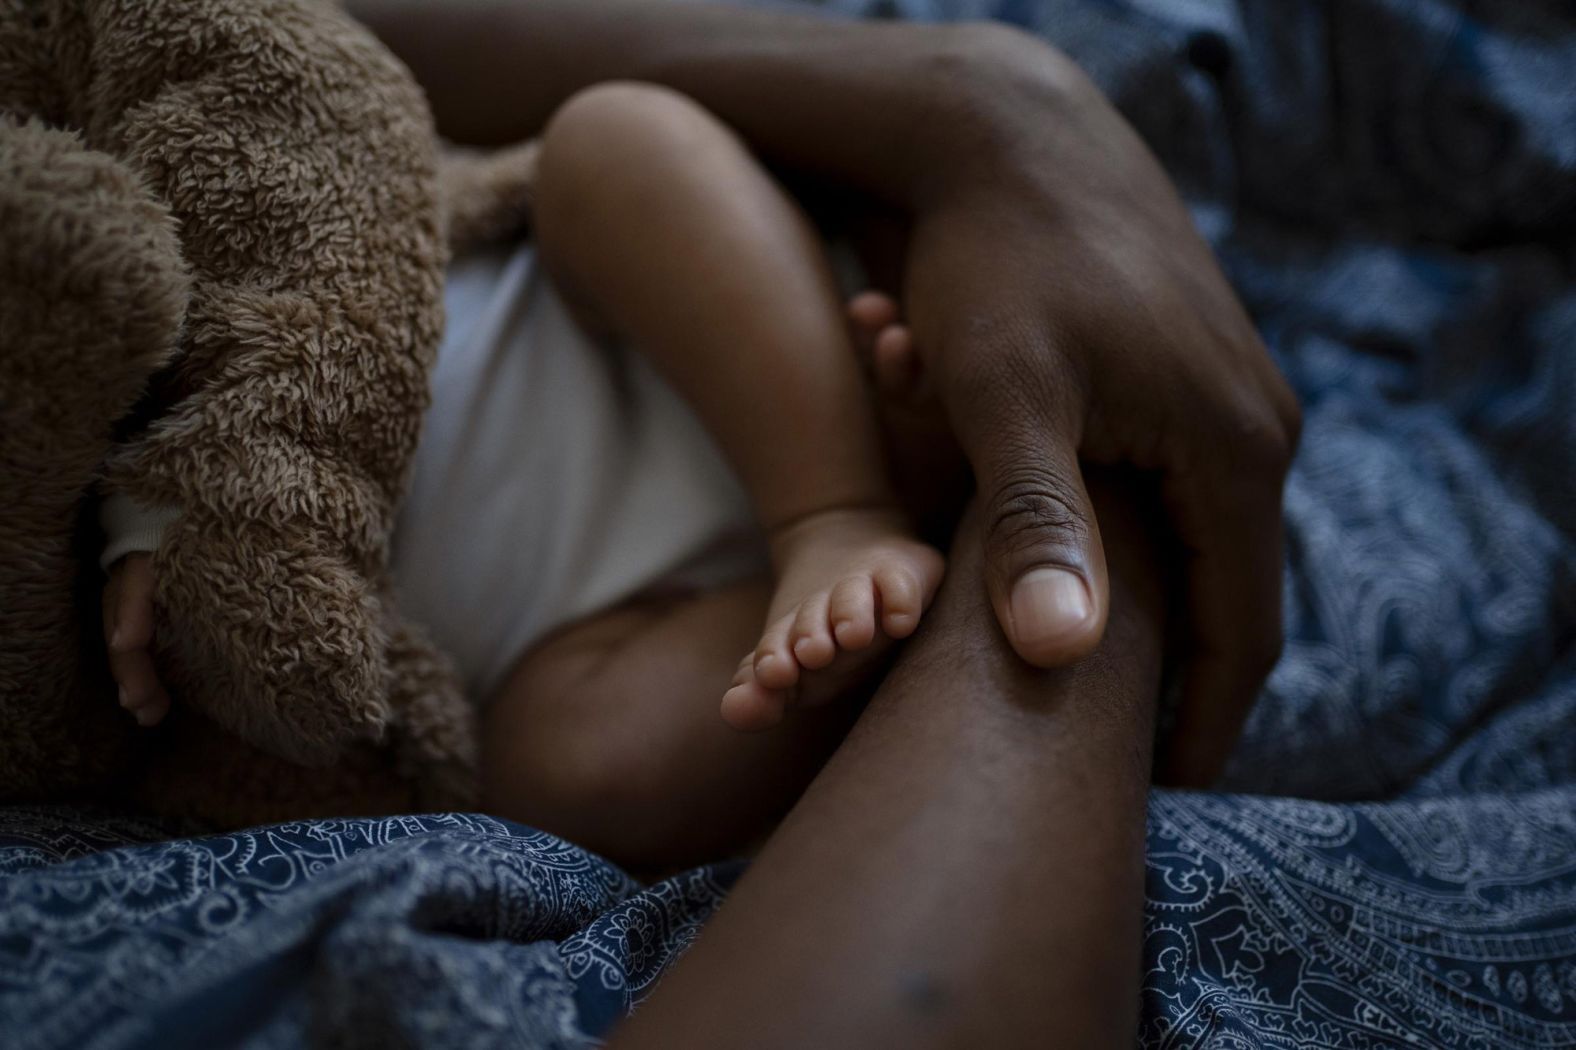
[611,475,1163,1049]
[346,0,1065,205]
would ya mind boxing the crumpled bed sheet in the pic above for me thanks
[3,0,1574,1046]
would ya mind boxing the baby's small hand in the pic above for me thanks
[101,553,171,727]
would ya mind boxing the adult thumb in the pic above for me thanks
[976,434,1109,668]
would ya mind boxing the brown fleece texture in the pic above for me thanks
[0,0,534,824]
[440,139,541,253]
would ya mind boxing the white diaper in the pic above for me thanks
[391,243,769,705]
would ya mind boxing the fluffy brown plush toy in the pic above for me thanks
[0,0,530,825]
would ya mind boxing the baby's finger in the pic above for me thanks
[101,570,122,643]
[109,555,156,652]
[133,687,172,728]
[111,647,170,727]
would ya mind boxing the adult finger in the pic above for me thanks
[1155,430,1290,786]
[953,352,1109,668]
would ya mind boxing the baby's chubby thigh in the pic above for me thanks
[479,576,855,871]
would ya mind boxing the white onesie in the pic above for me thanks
[102,242,769,705]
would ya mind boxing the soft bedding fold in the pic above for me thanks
[3,0,1574,1046]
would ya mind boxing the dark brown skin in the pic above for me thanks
[347,0,1300,787]
[610,479,1164,1049]
[82,5,1290,1044]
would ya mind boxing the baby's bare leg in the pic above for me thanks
[481,580,856,871]
[533,83,942,730]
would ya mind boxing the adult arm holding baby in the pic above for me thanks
[104,0,1298,785]
[610,476,1168,1049]
[109,0,1299,779]
[98,3,1297,1042]
[340,4,1296,1046]
[348,0,1300,787]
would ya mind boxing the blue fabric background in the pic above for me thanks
[4,1,1574,1046]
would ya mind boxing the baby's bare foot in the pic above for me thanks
[845,291,972,537]
[720,506,943,731]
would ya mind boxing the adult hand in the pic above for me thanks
[351,4,1298,784]
[900,29,1300,785]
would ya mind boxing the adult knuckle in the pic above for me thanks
[1228,405,1295,476]
[985,467,1088,557]
[923,21,1033,89]
[952,19,1042,63]
[936,20,1088,112]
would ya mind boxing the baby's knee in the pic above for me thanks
[535,81,738,210]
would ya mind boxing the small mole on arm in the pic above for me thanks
[898,970,949,1015]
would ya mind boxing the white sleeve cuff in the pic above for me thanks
[99,491,181,571]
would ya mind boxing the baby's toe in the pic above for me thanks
[753,612,801,690]
[873,324,920,397]
[790,592,837,670]
[721,674,788,732]
[847,292,900,374]
[874,564,924,638]
[730,652,756,688]
[847,291,899,339]
[828,575,877,651]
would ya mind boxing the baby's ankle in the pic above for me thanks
[764,502,913,567]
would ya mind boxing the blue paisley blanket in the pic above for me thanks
[3,1,1574,1046]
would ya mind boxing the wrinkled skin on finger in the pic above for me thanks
[898,31,1300,786]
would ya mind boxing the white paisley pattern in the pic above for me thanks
[2,1,1574,1047]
